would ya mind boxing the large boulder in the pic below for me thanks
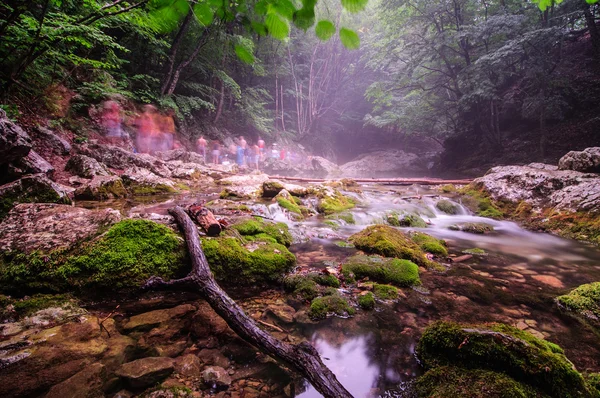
[0,174,71,219]
[122,166,176,195]
[0,203,121,253]
[558,147,600,173]
[31,126,71,155]
[0,109,31,165]
[340,150,422,178]
[471,164,599,213]
[45,363,106,398]
[219,173,270,199]
[65,154,111,178]
[74,175,128,200]
[7,150,54,178]
[311,156,340,177]
[77,143,171,177]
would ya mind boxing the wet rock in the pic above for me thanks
[77,142,171,177]
[31,126,71,155]
[556,282,600,330]
[558,147,600,173]
[45,362,106,398]
[122,166,176,195]
[198,349,230,368]
[549,179,600,213]
[74,175,128,200]
[262,180,308,198]
[165,160,212,181]
[8,150,54,178]
[449,222,494,234]
[311,156,340,177]
[122,304,196,332]
[0,203,120,253]
[0,174,72,219]
[531,274,564,288]
[263,304,296,324]
[65,154,111,178]
[116,357,174,389]
[112,390,133,398]
[220,173,269,199]
[0,109,32,165]
[340,150,424,178]
[174,354,202,377]
[201,366,232,389]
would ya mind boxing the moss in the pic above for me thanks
[76,178,128,200]
[462,222,494,234]
[342,255,420,287]
[556,282,600,328]
[128,183,175,196]
[463,248,488,255]
[277,197,302,215]
[386,213,401,226]
[12,293,75,317]
[373,284,399,300]
[324,220,340,230]
[317,191,356,215]
[440,184,458,193]
[410,232,448,256]
[312,273,341,288]
[436,199,460,215]
[586,373,600,394]
[283,275,320,301]
[334,240,354,248]
[309,294,355,320]
[0,177,71,220]
[537,210,600,246]
[400,214,428,228]
[358,292,375,310]
[349,225,439,269]
[231,218,293,247]
[417,321,593,397]
[460,187,504,219]
[0,220,186,293]
[416,366,536,397]
[262,181,285,198]
[202,236,295,285]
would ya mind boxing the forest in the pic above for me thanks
[1,0,599,170]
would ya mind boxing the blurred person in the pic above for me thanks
[271,143,279,158]
[257,136,265,160]
[100,100,123,144]
[212,141,220,164]
[196,136,207,161]
[251,144,260,170]
[280,147,286,161]
[134,104,158,153]
[239,135,247,149]
[173,139,183,149]
[236,143,245,168]
[158,109,176,151]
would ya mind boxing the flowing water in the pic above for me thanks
[81,182,600,397]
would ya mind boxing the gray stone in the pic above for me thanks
[65,154,111,178]
[220,173,270,199]
[45,363,106,398]
[340,150,423,178]
[0,203,120,253]
[122,166,176,193]
[116,357,174,389]
[74,175,127,200]
[0,174,71,218]
[201,366,232,388]
[9,150,54,177]
[174,354,203,377]
[311,156,340,177]
[32,126,71,155]
[0,109,32,165]
[558,147,600,173]
[122,304,196,332]
[77,142,171,177]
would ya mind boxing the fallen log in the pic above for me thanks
[188,204,221,236]
[144,206,353,398]
[268,175,473,185]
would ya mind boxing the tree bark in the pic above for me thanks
[160,11,194,96]
[145,206,353,398]
[188,204,221,236]
[267,175,473,185]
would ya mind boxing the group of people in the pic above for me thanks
[196,136,265,170]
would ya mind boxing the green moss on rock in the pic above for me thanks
[349,225,439,269]
[358,292,375,310]
[342,255,420,287]
[373,284,399,300]
[460,188,504,219]
[12,293,76,317]
[309,294,355,320]
[436,199,460,215]
[277,197,302,215]
[317,191,356,215]
[410,232,448,257]
[417,321,594,397]
[202,237,295,285]
[556,282,600,329]
[231,217,293,247]
[463,248,488,255]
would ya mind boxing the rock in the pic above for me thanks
[8,150,54,179]
[74,175,128,200]
[472,163,599,212]
[220,173,270,199]
[198,349,230,368]
[0,203,121,253]
[32,126,71,155]
[122,166,176,195]
[0,174,72,219]
[65,154,111,178]
[122,304,196,332]
[311,156,340,177]
[262,180,308,198]
[77,142,171,177]
[201,366,232,389]
[556,282,600,330]
[263,158,311,177]
[531,274,564,288]
[45,363,106,398]
[264,304,296,324]
[449,222,494,234]
[116,357,174,389]
[558,147,600,173]
[340,150,423,178]
[0,109,32,165]
[174,354,202,377]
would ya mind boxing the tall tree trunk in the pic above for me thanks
[166,30,210,96]
[583,3,600,59]
[160,11,194,96]
[213,78,225,123]
[539,88,546,159]
[280,83,286,132]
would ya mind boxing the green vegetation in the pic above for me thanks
[324,220,340,230]
[409,232,448,257]
[277,197,302,215]
[262,181,285,198]
[0,220,187,293]
[349,225,439,269]
[417,321,595,397]
[283,272,341,300]
[387,212,427,228]
[309,294,355,320]
[342,255,420,287]
[460,188,504,219]
[230,218,293,247]
[463,248,488,255]
[75,178,128,200]
[317,192,356,215]
[326,212,356,224]
[373,284,399,300]
[126,183,176,196]
[12,294,76,317]
[436,200,460,215]
[449,222,495,234]
[556,282,600,329]
[358,292,375,310]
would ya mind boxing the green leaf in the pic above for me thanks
[193,2,214,26]
[234,44,255,64]
[272,0,296,20]
[315,20,335,41]
[341,0,368,13]
[293,8,315,30]
[339,27,360,49]
[265,12,290,40]
[251,21,267,36]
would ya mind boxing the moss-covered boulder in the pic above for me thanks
[417,321,594,397]
[349,225,438,268]
[0,174,71,219]
[449,222,495,234]
[373,283,399,300]
[409,231,448,256]
[342,255,420,287]
[74,175,128,200]
[316,190,356,215]
[309,294,355,320]
[556,282,600,330]
[0,219,187,293]
[358,292,375,310]
[230,217,293,247]
[436,199,460,215]
[387,213,428,228]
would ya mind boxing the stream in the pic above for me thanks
[80,182,600,397]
